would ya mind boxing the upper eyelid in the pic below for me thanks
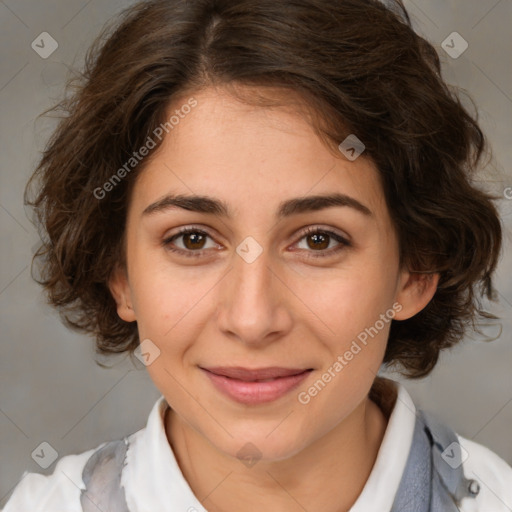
[299,225,351,242]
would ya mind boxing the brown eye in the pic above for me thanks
[181,231,207,250]
[294,227,351,259]
[162,227,219,258]
[305,232,330,250]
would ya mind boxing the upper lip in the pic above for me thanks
[201,366,312,381]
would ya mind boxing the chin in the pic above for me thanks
[212,427,307,465]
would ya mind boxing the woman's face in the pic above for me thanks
[110,85,435,461]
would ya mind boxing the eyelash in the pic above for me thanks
[162,225,351,259]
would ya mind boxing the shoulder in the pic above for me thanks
[1,443,107,512]
[2,436,138,512]
[1,397,167,512]
[457,433,512,512]
[390,382,512,511]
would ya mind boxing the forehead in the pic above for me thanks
[129,86,388,222]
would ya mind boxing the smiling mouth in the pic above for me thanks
[199,366,314,405]
[200,366,313,381]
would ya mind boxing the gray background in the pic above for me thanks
[1,0,511,505]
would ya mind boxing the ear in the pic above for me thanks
[393,268,440,321]
[108,264,136,322]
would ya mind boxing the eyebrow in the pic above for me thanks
[142,192,372,219]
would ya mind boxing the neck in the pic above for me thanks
[165,381,392,512]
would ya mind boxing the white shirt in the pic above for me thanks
[2,382,512,511]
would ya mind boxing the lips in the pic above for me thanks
[200,366,313,404]
[201,366,312,381]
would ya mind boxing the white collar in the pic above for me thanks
[121,396,208,511]
[121,380,417,512]
[349,381,417,511]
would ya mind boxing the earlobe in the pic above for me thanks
[108,265,136,322]
[394,270,440,321]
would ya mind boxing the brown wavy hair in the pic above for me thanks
[25,0,503,378]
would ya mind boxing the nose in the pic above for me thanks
[215,239,293,347]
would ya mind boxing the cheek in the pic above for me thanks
[297,265,396,334]
[295,277,393,420]
[294,265,397,389]
[128,265,223,396]
[129,249,214,335]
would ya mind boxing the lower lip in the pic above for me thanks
[201,369,312,405]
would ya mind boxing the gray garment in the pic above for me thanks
[80,439,130,512]
[79,409,480,511]
[391,409,480,511]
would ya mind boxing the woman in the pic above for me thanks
[4,0,511,510]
